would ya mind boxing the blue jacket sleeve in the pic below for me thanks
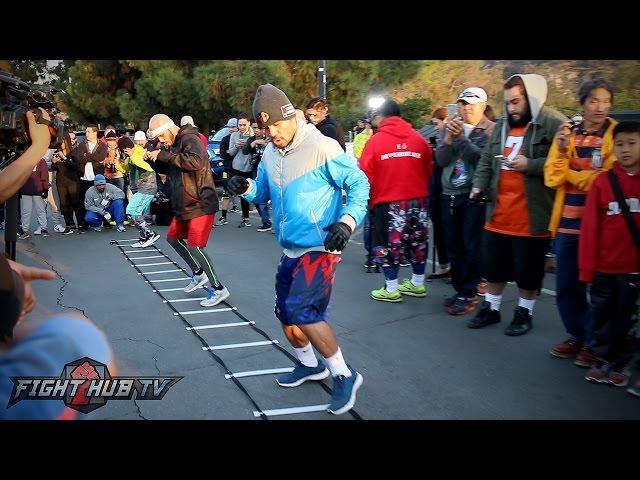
[324,152,370,227]
[243,161,270,205]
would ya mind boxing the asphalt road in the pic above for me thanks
[6,207,640,420]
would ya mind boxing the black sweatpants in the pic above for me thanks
[57,179,84,227]
[589,273,640,369]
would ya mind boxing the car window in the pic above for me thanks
[210,128,229,142]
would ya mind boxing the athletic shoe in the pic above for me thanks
[550,338,582,359]
[34,227,43,235]
[608,368,631,387]
[257,223,272,232]
[18,232,30,240]
[184,272,209,293]
[116,224,126,232]
[91,226,102,232]
[41,229,49,237]
[238,218,251,228]
[54,224,66,233]
[584,363,629,386]
[504,306,533,336]
[327,366,363,415]
[574,346,599,368]
[200,286,230,307]
[399,261,411,267]
[397,278,426,297]
[230,205,240,214]
[108,220,116,226]
[627,378,640,398]
[141,232,160,248]
[447,297,477,316]
[370,287,402,303]
[467,301,501,328]
[215,217,228,226]
[276,361,330,387]
[427,267,451,280]
[123,220,130,225]
[585,364,610,384]
[62,227,74,235]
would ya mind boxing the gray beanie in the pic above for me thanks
[253,84,296,127]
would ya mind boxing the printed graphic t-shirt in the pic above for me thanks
[485,126,545,237]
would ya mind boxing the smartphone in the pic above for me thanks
[446,103,459,121]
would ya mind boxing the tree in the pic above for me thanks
[400,96,433,128]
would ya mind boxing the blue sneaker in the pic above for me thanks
[276,360,330,387]
[327,366,363,415]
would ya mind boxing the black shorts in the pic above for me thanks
[482,230,548,291]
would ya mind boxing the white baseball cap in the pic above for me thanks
[457,87,488,105]
[133,131,146,141]
[180,115,196,127]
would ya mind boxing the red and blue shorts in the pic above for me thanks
[274,252,341,326]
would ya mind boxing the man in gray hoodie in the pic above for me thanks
[469,74,566,335]
[83,174,126,232]
[227,114,255,227]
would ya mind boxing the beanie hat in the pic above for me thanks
[118,136,135,150]
[252,84,296,127]
[94,174,107,185]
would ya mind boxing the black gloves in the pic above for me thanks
[40,189,49,199]
[324,222,352,252]
[227,175,249,195]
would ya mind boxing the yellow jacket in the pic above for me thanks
[544,117,617,238]
[353,129,372,159]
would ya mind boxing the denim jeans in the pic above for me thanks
[84,198,125,226]
[256,202,271,226]
[555,233,591,344]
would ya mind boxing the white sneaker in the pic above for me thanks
[141,233,160,247]
[54,224,66,233]
[200,286,230,307]
[184,272,209,293]
[34,227,43,235]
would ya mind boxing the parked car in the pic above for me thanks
[208,127,229,184]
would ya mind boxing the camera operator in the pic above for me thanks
[51,133,82,234]
[0,109,51,204]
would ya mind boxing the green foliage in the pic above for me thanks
[400,96,433,128]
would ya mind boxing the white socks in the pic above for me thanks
[485,293,502,311]
[411,274,425,286]
[386,278,399,293]
[518,297,535,314]
[324,348,351,377]
[294,343,318,368]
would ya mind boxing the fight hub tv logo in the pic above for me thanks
[7,357,182,414]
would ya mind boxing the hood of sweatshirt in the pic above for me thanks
[506,73,548,123]
[376,116,415,139]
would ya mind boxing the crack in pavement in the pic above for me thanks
[133,398,148,420]
[23,241,88,319]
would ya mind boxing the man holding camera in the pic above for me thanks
[436,87,495,316]
[469,74,565,335]
[227,84,369,415]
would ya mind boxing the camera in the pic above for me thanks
[0,71,67,167]
[470,191,491,204]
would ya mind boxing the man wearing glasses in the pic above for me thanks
[51,133,83,234]
[146,114,230,308]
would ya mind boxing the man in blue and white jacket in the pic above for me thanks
[227,84,370,415]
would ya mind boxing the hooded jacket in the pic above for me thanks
[579,163,640,283]
[358,116,433,208]
[436,115,495,195]
[316,115,346,151]
[544,117,617,237]
[19,159,50,196]
[84,183,125,215]
[244,119,369,255]
[228,128,255,173]
[152,125,218,220]
[472,74,567,235]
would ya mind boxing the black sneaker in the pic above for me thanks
[467,301,501,329]
[62,227,74,235]
[238,218,251,228]
[504,306,532,336]
[256,223,272,232]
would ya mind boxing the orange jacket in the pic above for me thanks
[544,117,617,238]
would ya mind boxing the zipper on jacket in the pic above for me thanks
[310,210,323,242]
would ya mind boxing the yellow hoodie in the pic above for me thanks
[544,117,617,237]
